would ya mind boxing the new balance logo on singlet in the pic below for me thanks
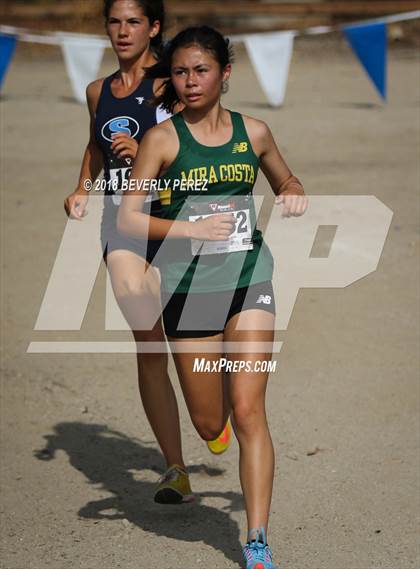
[256,295,272,305]
[232,142,248,153]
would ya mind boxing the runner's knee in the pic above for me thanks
[191,415,225,441]
[113,278,153,302]
[232,400,264,434]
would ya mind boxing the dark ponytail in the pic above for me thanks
[103,0,165,56]
[146,26,234,113]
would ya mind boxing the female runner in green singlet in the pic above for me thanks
[118,26,308,569]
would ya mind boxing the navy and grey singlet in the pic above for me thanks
[95,72,170,260]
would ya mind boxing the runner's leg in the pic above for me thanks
[224,309,275,535]
[107,249,185,468]
[169,335,231,441]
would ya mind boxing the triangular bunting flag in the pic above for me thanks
[60,37,105,103]
[0,34,17,89]
[244,31,294,107]
[343,22,387,100]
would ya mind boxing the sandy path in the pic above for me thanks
[1,38,419,568]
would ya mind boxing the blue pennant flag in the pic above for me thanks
[344,22,387,100]
[0,34,17,89]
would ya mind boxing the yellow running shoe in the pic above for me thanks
[154,464,195,504]
[206,418,232,455]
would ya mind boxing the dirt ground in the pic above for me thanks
[0,36,419,569]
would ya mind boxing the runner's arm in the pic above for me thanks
[75,81,104,194]
[245,117,308,216]
[117,127,235,241]
[247,118,304,196]
[64,81,104,218]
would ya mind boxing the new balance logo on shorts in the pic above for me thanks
[256,295,272,305]
[232,142,248,153]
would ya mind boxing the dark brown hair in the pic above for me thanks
[103,0,165,54]
[146,26,234,112]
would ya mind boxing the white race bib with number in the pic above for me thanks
[109,167,159,206]
[190,208,254,255]
[109,166,131,206]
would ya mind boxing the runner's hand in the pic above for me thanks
[111,133,139,160]
[190,214,236,241]
[275,189,308,217]
[64,191,89,220]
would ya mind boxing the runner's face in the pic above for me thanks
[106,0,159,61]
[171,46,231,109]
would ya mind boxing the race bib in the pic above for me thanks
[109,166,158,206]
[109,166,131,206]
[189,197,254,255]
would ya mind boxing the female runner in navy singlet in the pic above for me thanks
[64,0,197,504]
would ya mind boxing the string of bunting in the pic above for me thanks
[0,10,419,106]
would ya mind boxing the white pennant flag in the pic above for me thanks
[61,37,106,103]
[244,31,295,107]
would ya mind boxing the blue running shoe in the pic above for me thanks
[242,527,277,569]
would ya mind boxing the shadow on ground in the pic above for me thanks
[34,422,245,567]
[337,101,383,109]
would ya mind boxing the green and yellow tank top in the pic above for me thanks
[157,110,273,293]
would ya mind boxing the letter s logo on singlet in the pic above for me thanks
[101,116,140,142]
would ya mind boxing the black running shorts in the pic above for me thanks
[162,281,275,338]
[100,208,161,265]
